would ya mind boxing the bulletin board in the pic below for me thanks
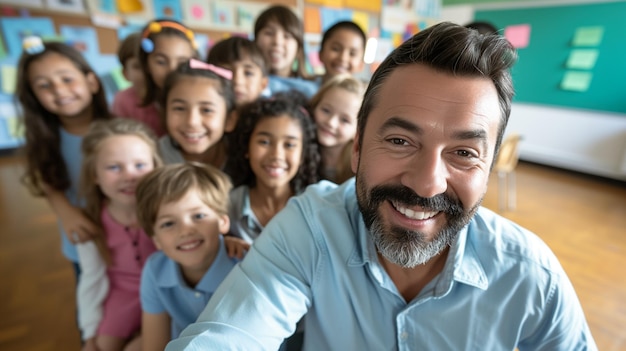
[475,2,626,114]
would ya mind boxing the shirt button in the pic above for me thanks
[400,332,408,340]
[195,292,201,298]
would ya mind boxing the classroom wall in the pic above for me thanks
[441,1,626,181]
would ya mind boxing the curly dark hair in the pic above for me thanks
[224,90,320,193]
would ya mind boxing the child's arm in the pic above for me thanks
[223,236,251,259]
[76,241,109,341]
[43,185,97,243]
[142,312,171,351]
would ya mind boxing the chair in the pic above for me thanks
[494,133,523,212]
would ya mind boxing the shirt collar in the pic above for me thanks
[240,187,260,230]
[157,236,238,293]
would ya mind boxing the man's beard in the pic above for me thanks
[356,175,481,268]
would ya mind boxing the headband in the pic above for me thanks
[189,59,233,80]
[22,36,45,55]
[141,20,197,53]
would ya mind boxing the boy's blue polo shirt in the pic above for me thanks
[140,237,238,338]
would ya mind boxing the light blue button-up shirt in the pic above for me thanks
[167,180,596,351]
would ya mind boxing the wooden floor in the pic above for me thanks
[0,151,624,351]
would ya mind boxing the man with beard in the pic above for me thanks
[167,22,596,351]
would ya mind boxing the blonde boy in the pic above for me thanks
[136,162,244,351]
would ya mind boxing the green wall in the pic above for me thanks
[475,2,626,114]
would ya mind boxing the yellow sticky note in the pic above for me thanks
[566,49,599,70]
[561,71,592,92]
[1,65,17,94]
[572,26,604,47]
[346,0,380,12]
[117,0,143,13]
[352,11,369,33]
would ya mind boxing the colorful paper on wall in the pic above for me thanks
[0,36,6,60]
[212,1,236,28]
[236,2,267,34]
[0,17,56,58]
[46,0,85,13]
[504,24,531,49]
[1,65,17,94]
[153,0,182,21]
[415,0,440,18]
[566,49,599,70]
[345,0,380,12]
[117,0,143,13]
[60,25,100,56]
[194,33,209,60]
[304,6,321,33]
[561,71,592,92]
[352,11,369,33]
[117,25,143,40]
[109,66,131,90]
[181,0,211,29]
[307,0,344,7]
[320,7,353,32]
[572,26,604,47]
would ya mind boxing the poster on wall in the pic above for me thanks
[153,0,183,21]
[46,0,85,13]
[181,0,212,29]
[0,17,56,57]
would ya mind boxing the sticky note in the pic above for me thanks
[304,7,321,33]
[572,26,604,47]
[504,24,531,49]
[6,117,23,138]
[1,65,17,94]
[566,49,599,70]
[561,71,592,92]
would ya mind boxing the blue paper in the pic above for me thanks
[153,0,183,21]
[100,0,116,13]
[118,25,144,40]
[60,25,100,56]
[320,8,354,32]
[0,17,56,58]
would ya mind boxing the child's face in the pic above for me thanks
[94,135,155,209]
[147,35,195,88]
[225,58,268,106]
[166,76,231,157]
[28,52,99,119]
[255,21,299,77]
[249,115,303,191]
[319,29,365,77]
[152,188,229,275]
[314,87,360,148]
[123,57,144,89]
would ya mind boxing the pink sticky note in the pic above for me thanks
[504,24,531,49]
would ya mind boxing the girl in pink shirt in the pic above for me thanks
[77,118,163,351]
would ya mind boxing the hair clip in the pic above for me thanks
[189,59,233,80]
[141,20,197,53]
[23,36,45,55]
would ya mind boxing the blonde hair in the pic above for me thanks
[309,74,365,111]
[136,162,232,237]
[80,118,163,264]
[309,75,364,184]
[335,140,355,184]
